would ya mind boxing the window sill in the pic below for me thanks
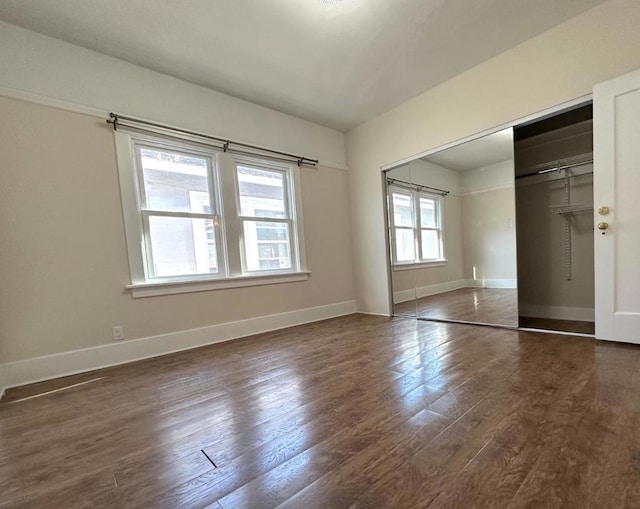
[393,260,447,271]
[127,271,311,298]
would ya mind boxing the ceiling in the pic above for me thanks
[0,0,605,131]
[422,128,513,171]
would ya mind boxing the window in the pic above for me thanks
[388,185,445,266]
[115,132,308,297]
[236,164,293,271]
[135,145,222,279]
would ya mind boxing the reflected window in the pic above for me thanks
[388,186,445,265]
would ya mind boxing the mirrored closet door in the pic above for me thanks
[386,165,417,317]
[386,128,519,327]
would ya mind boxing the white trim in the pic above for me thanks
[459,183,514,197]
[474,278,518,289]
[129,271,310,298]
[317,159,348,171]
[381,94,592,171]
[519,304,595,322]
[393,279,517,304]
[518,327,594,339]
[393,260,447,271]
[0,300,357,397]
[358,311,392,317]
[416,280,466,299]
[393,288,419,304]
[0,87,347,172]
[394,279,466,303]
[0,85,107,119]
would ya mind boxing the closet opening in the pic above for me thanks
[514,103,595,335]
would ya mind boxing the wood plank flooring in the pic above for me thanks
[2,314,640,507]
[395,288,519,327]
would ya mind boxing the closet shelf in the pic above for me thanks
[549,203,593,215]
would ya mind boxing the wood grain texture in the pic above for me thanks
[395,288,519,326]
[2,314,640,508]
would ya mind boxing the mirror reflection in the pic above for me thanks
[386,165,417,317]
[387,128,518,327]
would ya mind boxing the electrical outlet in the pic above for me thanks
[112,326,124,341]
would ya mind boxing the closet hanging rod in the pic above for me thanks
[106,112,319,167]
[515,159,593,180]
[386,177,449,196]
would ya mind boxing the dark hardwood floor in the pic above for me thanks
[519,316,596,335]
[395,288,519,327]
[2,314,640,508]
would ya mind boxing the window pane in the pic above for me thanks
[139,147,212,213]
[392,193,413,227]
[148,216,218,277]
[421,230,440,260]
[237,165,286,218]
[420,197,437,228]
[243,220,291,271]
[395,228,415,262]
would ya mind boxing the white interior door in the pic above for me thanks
[594,68,640,343]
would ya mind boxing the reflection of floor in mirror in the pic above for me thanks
[519,316,595,335]
[395,287,518,327]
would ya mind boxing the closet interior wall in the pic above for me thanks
[514,105,595,331]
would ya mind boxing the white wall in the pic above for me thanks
[400,159,462,195]
[0,21,346,169]
[347,0,640,315]
[460,160,514,195]
[0,23,354,391]
[516,171,595,321]
[460,160,517,284]
[461,187,517,284]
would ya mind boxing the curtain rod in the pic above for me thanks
[106,113,319,167]
[515,159,593,180]
[386,177,449,196]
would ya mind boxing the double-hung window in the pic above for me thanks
[236,162,295,272]
[388,185,445,266]
[115,132,308,297]
[135,143,223,279]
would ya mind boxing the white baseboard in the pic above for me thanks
[473,278,518,289]
[394,279,466,303]
[519,304,595,322]
[393,288,418,304]
[416,280,467,298]
[357,311,392,317]
[0,300,356,397]
[393,278,517,304]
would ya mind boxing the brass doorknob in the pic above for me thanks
[598,206,610,215]
[598,222,609,230]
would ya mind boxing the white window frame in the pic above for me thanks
[388,184,446,270]
[114,131,309,297]
[234,156,299,274]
